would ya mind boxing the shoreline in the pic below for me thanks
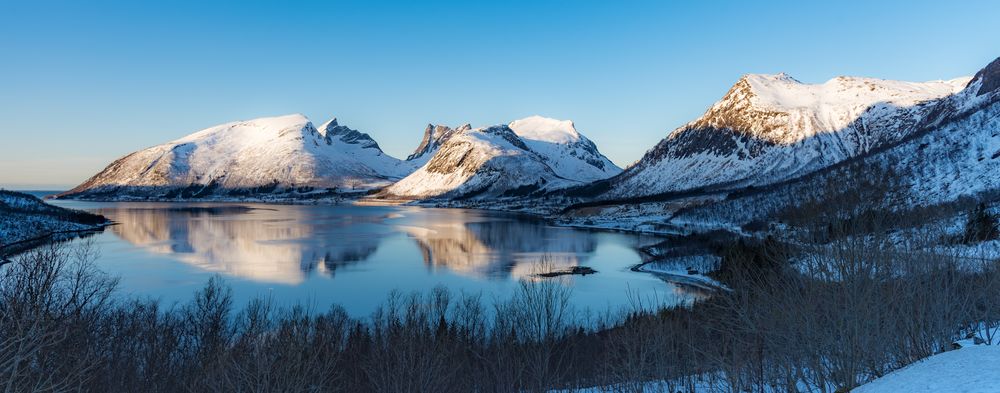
[0,222,113,258]
[51,194,746,238]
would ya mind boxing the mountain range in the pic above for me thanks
[56,55,1000,234]
[59,114,622,201]
[382,116,621,200]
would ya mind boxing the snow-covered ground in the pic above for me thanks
[634,254,724,289]
[854,343,1000,393]
[555,343,1000,393]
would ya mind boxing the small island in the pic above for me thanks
[535,266,598,278]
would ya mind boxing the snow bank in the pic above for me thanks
[854,344,1000,393]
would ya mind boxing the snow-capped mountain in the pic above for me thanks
[601,73,969,199]
[381,116,622,200]
[407,123,472,166]
[509,116,621,182]
[665,56,1000,229]
[59,114,414,200]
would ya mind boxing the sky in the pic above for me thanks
[1,0,998,189]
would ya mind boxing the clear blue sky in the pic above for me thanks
[1,0,998,189]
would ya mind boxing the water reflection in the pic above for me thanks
[399,213,597,280]
[41,201,715,315]
[96,204,663,288]
[103,206,382,284]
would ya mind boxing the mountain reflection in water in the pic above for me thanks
[399,213,597,280]
[103,206,385,284]
[99,205,650,284]
[50,202,707,315]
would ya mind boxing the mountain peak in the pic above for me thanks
[316,118,340,136]
[741,72,801,85]
[239,113,311,128]
[407,122,469,162]
[174,113,312,145]
[508,115,581,144]
[317,117,382,150]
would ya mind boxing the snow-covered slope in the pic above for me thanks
[879,61,1000,205]
[509,116,621,182]
[382,116,621,200]
[854,344,1000,393]
[603,73,969,198]
[60,114,414,200]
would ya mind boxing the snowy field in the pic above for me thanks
[555,343,1000,392]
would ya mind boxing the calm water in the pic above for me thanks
[44,199,704,316]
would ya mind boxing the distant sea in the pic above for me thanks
[16,190,65,199]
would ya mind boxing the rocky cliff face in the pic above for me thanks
[407,123,472,165]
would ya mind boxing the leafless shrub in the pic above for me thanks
[0,240,116,393]
[3,233,1000,392]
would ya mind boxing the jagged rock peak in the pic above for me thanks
[407,122,470,161]
[317,117,381,150]
[970,56,1000,96]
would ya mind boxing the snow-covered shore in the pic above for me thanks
[0,190,109,255]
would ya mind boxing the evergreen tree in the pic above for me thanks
[963,203,999,243]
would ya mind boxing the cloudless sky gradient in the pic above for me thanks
[1,0,998,189]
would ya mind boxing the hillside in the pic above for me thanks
[0,190,107,254]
